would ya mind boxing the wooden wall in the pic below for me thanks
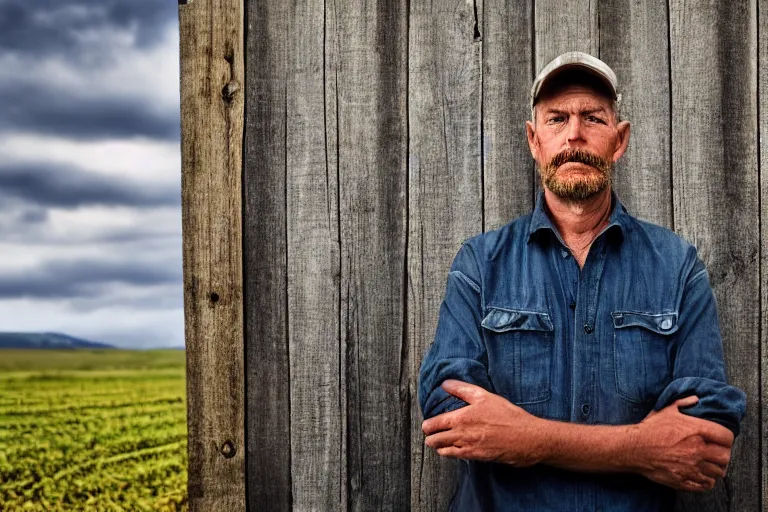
[179,0,766,510]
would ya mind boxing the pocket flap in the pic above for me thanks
[482,307,553,333]
[611,311,678,335]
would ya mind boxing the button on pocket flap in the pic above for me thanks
[611,311,678,335]
[482,307,553,333]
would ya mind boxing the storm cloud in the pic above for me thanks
[0,1,178,59]
[0,162,180,208]
[0,258,181,300]
[0,1,180,141]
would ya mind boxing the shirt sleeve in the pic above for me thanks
[418,241,493,420]
[653,255,747,436]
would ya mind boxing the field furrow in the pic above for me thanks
[0,349,188,511]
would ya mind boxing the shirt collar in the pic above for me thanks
[527,189,630,245]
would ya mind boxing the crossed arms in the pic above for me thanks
[422,379,733,492]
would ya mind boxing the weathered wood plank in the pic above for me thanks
[534,0,598,68]
[759,0,768,508]
[669,1,760,510]
[242,0,291,509]
[599,0,672,228]
[483,0,535,230]
[286,0,343,508]
[179,1,246,510]
[335,0,410,509]
[408,0,484,509]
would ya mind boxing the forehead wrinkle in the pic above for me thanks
[544,99,608,114]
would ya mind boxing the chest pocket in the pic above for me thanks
[612,311,677,404]
[482,307,554,404]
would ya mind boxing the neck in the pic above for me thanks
[543,188,613,263]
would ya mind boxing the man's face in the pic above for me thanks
[526,83,630,202]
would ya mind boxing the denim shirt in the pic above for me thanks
[418,191,747,512]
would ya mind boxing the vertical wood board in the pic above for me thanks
[243,0,291,509]
[759,0,767,507]
[534,0,598,70]
[669,1,760,510]
[179,0,246,510]
[482,0,535,230]
[335,0,410,509]
[599,0,672,228]
[408,0,485,509]
[286,0,343,509]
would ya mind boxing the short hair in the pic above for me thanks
[531,68,621,122]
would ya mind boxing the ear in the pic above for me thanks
[526,120,539,162]
[612,120,631,162]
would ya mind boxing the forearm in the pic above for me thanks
[533,419,644,473]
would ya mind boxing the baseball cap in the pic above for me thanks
[530,52,620,118]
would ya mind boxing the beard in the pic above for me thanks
[538,148,613,201]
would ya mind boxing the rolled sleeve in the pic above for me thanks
[418,242,492,419]
[653,255,747,436]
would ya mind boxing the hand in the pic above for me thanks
[421,380,546,466]
[635,396,733,492]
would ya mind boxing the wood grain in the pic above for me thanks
[408,0,485,509]
[482,0,535,229]
[242,0,291,509]
[335,0,410,509]
[599,0,672,228]
[669,1,759,510]
[534,0,598,69]
[178,1,246,510]
[286,0,343,508]
[759,0,767,509]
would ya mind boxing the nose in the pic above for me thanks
[565,118,585,146]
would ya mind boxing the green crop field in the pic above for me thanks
[0,349,188,511]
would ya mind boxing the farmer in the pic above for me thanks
[418,52,746,512]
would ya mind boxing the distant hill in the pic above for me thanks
[0,332,114,350]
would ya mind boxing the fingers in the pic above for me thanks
[673,395,700,409]
[425,431,461,449]
[696,420,734,448]
[698,460,726,479]
[422,411,458,435]
[441,380,487,404]
[436,446,463,459]
[681,477,716,493]
[701,443,731,469]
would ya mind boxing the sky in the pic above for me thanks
[0,1,184,348]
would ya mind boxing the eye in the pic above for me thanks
[547,115,565,124]
[586,115,606,124]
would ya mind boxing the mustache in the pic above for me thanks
[545,148,611,173]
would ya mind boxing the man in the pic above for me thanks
[418,52,746,512]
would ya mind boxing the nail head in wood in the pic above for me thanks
[220,440,236,459]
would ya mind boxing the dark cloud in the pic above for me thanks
[0,162,180,208]
[0,1,177,61]
[0,1,180,141]
[0,82,180,141]
[0,258,182,299]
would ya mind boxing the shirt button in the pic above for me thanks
[581,403,591,416]
[584,324,593,334]
[569,301,576,310]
